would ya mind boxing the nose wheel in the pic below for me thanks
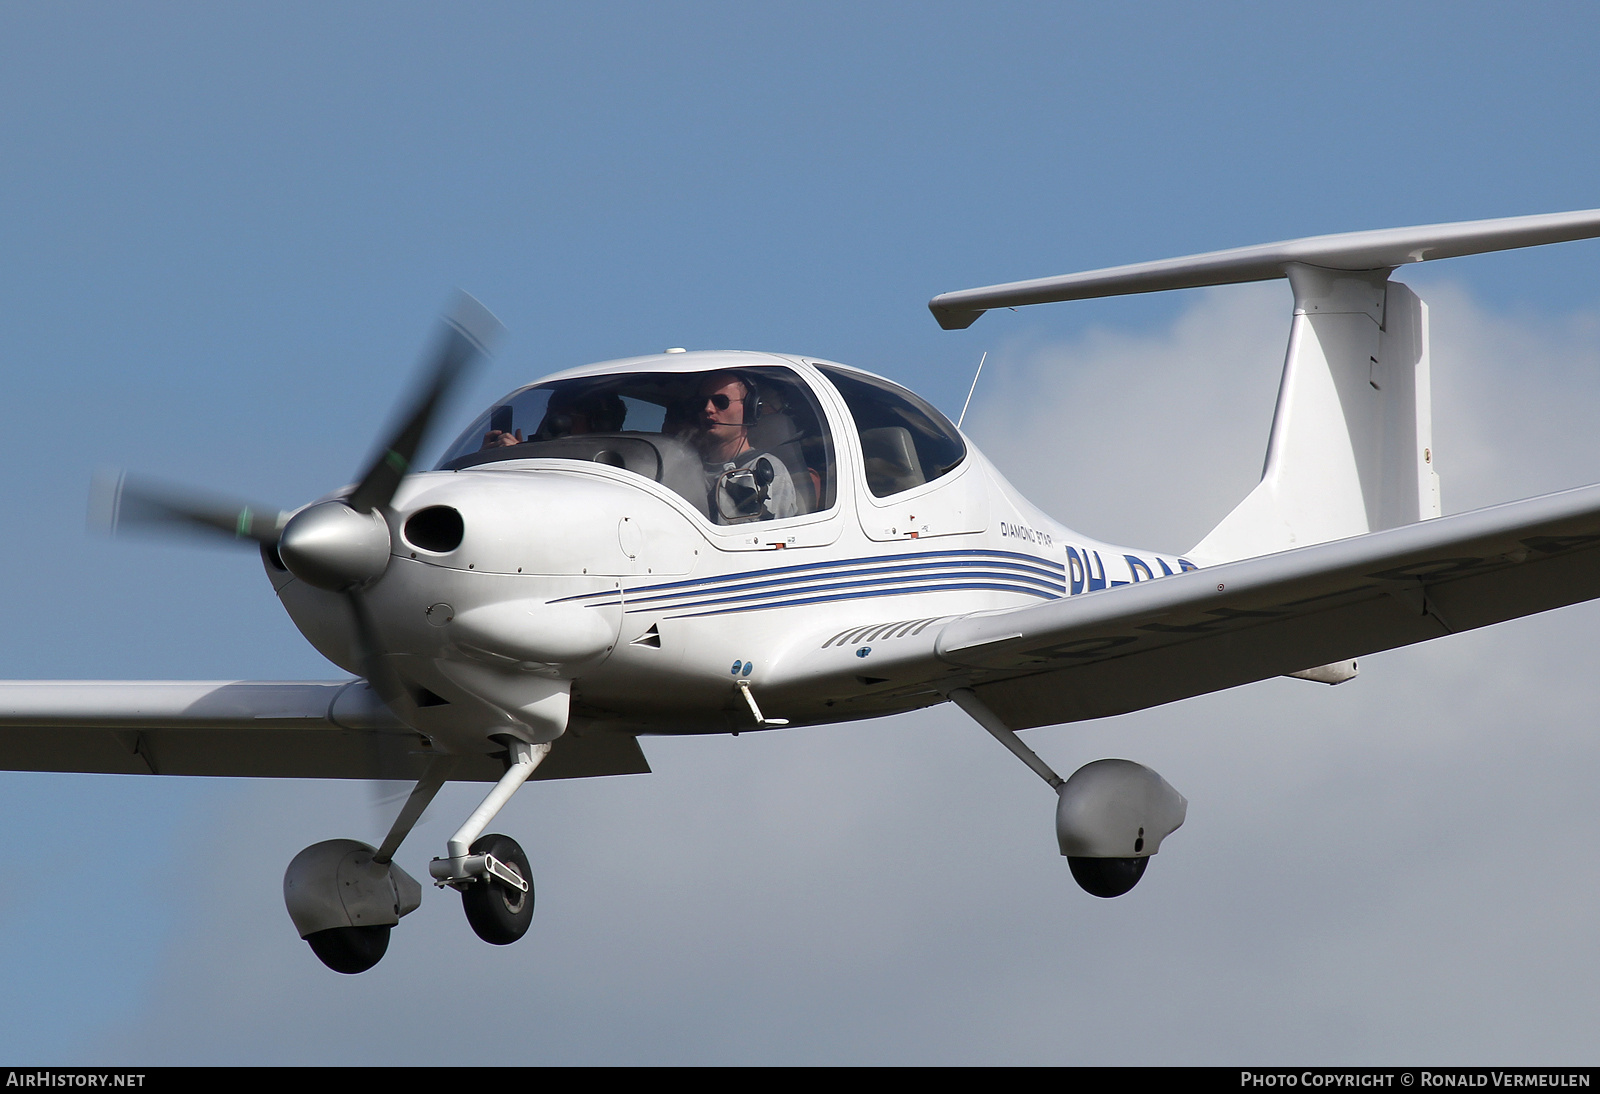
[460,833,535,945]
[428,739,550,947]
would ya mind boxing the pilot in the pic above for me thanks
[690,371,798,523]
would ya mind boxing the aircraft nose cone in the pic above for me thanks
[278,501,393,590]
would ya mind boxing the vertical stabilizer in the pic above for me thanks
[1190,266,1440,563]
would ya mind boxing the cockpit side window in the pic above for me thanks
[815,365,967,498]
[435,367,837,524]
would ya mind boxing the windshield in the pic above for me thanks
[437,366,837,523]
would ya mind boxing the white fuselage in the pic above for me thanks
[267,351,1194,758]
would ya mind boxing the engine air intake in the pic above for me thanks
[404,506,464,553]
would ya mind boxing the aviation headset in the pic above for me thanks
[731,372,764,424]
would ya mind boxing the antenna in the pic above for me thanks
[956,351,987,429]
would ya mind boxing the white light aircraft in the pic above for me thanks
[7,210,1600,974]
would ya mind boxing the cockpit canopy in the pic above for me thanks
[435,357,968,523]
[437,365,837,522]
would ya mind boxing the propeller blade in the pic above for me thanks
[92,295,506,744]
[346,292,504,515]
[346,586,408,713]
[89,469,289,545]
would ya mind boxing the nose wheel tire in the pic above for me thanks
[461,833,534,945]
[305,924,392,974]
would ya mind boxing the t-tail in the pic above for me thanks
[930,209,1600,563]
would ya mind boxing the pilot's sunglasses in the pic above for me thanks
[704,393,734,410]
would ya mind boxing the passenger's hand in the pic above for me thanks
[482,429,523,448]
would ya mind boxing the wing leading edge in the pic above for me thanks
[0,679,649,781]
[939,483,1600,730]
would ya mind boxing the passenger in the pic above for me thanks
[689,371,798,523]
[482,385,626,448]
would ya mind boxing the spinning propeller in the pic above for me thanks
[92,292,505,712]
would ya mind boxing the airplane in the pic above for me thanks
[5,209,1600,975]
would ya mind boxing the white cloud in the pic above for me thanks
[965,282,1289,553]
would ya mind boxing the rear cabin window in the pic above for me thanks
[815,365,967,498]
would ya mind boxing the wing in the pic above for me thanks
[937,483,1600,729]
[0,679,649,782]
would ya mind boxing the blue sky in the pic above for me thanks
[1,2,1598,1063]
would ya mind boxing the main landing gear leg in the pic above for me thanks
[948,687,1065,791]
[375,755,456,866]
[429,737,550,945]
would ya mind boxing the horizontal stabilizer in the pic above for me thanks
[929,208,1600,329]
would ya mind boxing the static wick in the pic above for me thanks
[957,350,988,430]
